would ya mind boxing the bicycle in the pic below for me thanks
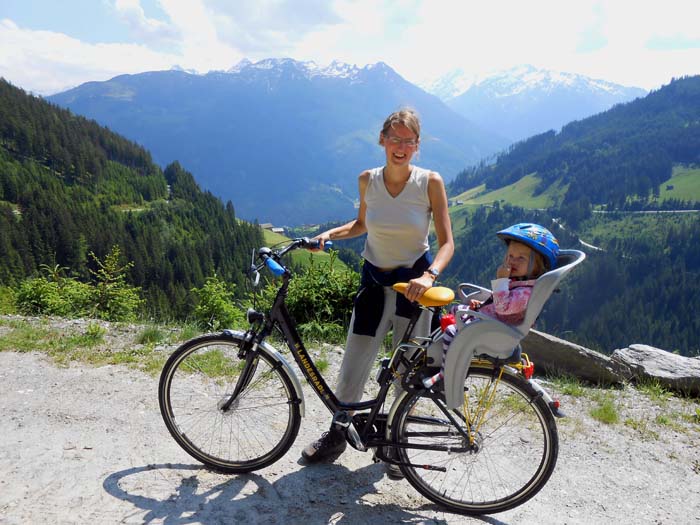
[158,237,571,515]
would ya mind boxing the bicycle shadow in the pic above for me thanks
[102,461,510,524]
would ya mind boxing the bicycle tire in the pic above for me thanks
[159,333,302,473]
[392,366,558,515]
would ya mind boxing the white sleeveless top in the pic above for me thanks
[361,166,432,269]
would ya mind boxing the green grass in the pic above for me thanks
[658,165,700,203]
[175,322,202,342]
[180,349,244,377]
[451,163,698,214]
[637,378,673,403]
[579,211,698,253]
[624,417,659,440]
[590,394,620,424]
[0,286,17,314]
[0,317,167,374]
[316,356,330,374]
[136,325,166,345]
[451,174,569,210]
[548,374,587,397]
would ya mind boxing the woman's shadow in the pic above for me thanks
[103,460,511,524]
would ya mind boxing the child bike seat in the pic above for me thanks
[442,249,586,409]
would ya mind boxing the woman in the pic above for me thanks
[302,108,454,470]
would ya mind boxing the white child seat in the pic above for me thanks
[442,249,586,409]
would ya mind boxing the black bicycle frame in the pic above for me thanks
[249,270,428,442]
[227,254,467,460]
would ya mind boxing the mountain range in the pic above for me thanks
[47,59,648,225]
[420,65,647,143]
[48,59,505,225]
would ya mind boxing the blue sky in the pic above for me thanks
[2,0,700,95]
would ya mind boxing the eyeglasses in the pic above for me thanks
[384,134,418,147]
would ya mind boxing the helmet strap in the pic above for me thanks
[527,252,535,278]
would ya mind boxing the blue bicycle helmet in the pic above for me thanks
[496,223,560,271]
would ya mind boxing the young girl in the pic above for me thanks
[423,223,559,388]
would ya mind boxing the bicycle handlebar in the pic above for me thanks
[265,257,286,276]
[254,237,333,278]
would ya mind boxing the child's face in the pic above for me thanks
[504,242,533,278]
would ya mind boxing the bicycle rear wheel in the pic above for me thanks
[392,366,558,515]
[159,333,301,473]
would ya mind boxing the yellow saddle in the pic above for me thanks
[392,283,455,307]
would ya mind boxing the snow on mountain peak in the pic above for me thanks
[423,64,644,100]
[222,58,374,80]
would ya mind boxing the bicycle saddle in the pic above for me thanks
[392,283,455,307]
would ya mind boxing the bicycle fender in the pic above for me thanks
[385,389,412,441]
[224,330,306,417]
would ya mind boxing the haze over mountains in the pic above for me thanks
[420,65,647,143]
[49,59,645,225]
[49,59,504,224]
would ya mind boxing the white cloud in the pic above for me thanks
[1,0,700,95]
[204,0,342,53]
[0,18,180,94]
[155,0,243,71]
[113,0,181,47]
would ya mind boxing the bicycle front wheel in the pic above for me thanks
[392,366,558,515]
[159,333,302,473]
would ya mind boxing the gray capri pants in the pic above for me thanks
[334,286,432,403]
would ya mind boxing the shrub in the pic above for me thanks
[297,321,346,344]
[283,251,359,328]
[88,246,144,321]
[15,250,143,322]
[16,275,92,317]
[191,275,245,330]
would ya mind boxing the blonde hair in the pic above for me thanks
[530,251,546,279]
[508,240,547,279]
[379,108,421,144]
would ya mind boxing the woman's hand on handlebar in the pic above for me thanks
[308,232,332,252]
[403,274,433,303]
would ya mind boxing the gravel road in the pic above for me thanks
[0,317,699,524]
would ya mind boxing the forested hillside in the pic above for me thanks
[0,79,262,318]
[449,76,700,225]
[442,204,700,357]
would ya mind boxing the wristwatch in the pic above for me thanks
[426,268,440,280]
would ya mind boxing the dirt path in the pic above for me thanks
[1,340,699,524]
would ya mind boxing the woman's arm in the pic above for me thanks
[405,171,454,302]
[425,171,454,277]
[312,171,369,249]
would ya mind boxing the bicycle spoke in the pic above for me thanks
[159,335,301,472]
[393,367,558,515]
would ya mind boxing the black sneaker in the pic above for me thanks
[385,462,404,480]
[301,429,347,463]
[384,448,405,480]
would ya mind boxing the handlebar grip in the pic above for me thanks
[307,239,333,250]
[265,257,286,276]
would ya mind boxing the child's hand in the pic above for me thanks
[496,263,511,279]
[469,299,482,310]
